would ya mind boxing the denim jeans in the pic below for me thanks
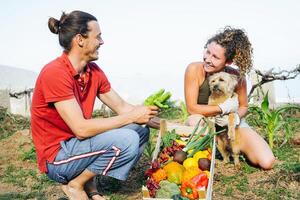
[46,124,149,184]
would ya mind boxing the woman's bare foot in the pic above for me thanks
[61,182,89,200]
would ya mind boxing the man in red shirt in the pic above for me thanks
[31,10,158,200]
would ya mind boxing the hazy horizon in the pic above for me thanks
[1,0,299,103]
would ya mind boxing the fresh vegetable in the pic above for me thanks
[163,161,185,184]
[154,91,172,108]
[193,150,210,161]
[146,178,160,197]
[203,170,210,178]
[173,150,188,164]
[181,172,209,200]
[152,168,167,183]
[144,89,165,106]
[175,139,187,146]
[180,180,199,200]
[191,172,209,189]
[156,180,181,198]
[171,119,206,164]
[183,158,198,169]
[198,158,211,171]
[181,166,201,183]
[158,140,182,164]
[187,124,226,158]
[162,129,181,148]
[172,194,190,200]
[144,89,172,109]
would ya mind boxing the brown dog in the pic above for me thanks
[208,72,241,169]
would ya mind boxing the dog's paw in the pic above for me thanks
[223,157,230,163]
[234,162,241,170]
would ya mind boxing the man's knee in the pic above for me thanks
[118,129,140,156]
[123,124,150,144]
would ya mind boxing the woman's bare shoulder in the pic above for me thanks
[185,62,204,74]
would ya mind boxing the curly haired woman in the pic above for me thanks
[184,27,275,169]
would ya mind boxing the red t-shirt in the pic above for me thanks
[31,52,111,173]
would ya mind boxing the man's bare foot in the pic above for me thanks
[61,183,89,200]
[84,178,105,200]
[88,192,105,200]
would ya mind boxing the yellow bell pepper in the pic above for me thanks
[193,150,210,161]
[183,157,198,169]
[175,139,187,146]
[181,166,201,182]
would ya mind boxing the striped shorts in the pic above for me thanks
[46,124,149,184]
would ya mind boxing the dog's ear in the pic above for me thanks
[230,74,238,87]
[208,74,214,83]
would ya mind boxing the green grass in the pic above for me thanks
[1,165,31,187]
[143,129,158,160]
[108,194,127,200]
[235,177,249,192]
[259,188,297,200]
[0,191,46,200]
[0,104,299,199]
[0,107,30,140]
[241,162,259,174]
[220,175,238,184]
[1,165,55,189]
[0,165,56,200]
[19,144,36,162]
[273,144,298,162]
[224,187,233,196]
[273,144,300,174]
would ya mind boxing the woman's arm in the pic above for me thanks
[184,62,222,117]
[235,77,248,118]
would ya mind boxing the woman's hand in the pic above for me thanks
[218,96,239,115]
[215,113,240,127]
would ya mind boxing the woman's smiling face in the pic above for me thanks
[203,41,231,73]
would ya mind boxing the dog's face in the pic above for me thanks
[208,72,238,95]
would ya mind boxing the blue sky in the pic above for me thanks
[1,0,300,102]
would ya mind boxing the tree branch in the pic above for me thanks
[9,88,34,99]
[248,65,300,100]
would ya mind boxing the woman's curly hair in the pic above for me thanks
[205,26,253,77]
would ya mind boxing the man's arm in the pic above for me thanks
[97,88,135,114]
[54,89,158,139]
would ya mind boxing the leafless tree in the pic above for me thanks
[248,65,300,100]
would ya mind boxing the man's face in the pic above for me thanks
[82,20,104,62]
[203,41,229,73]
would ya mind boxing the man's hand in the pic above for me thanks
[218,96,239,115]
[129,105,159,124]
[215,113,240,127]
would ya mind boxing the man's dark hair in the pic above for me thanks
[48,10,97,51]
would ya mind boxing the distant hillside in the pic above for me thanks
[0,65,37,90]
